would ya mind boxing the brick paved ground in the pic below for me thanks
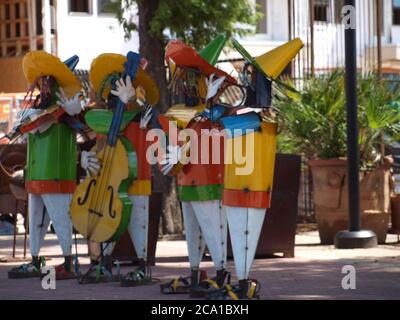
[0,231,399,300]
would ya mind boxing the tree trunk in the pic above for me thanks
[138,0,182,235]
[158,169,183,236]
[137,0,169,113]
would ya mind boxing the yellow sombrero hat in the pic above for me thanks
[232,38,304,79]
[23,51,82,97]
[90,53,160,106]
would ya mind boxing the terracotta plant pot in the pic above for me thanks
[390,195,400,233]
[309,158,390,244]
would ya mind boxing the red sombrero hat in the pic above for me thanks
[165,36,236,84]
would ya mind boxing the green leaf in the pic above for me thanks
[116,0,258,48]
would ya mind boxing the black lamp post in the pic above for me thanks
[334,0,377,248]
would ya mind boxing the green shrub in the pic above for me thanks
[275,70,400,167]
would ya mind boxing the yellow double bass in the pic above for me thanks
[71,52,141,243]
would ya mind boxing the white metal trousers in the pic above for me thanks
[225,206,266,280]
[127,195,149,260]
[28,193,73,257]
[103,195,149,260]
[182,200,227,271]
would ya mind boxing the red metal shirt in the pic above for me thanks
[123,121,151,181]
[177,119,225,187]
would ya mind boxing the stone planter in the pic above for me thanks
[309,158,390,244]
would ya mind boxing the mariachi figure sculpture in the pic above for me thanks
[72,51,160,285]
[207,38,304,299]
[159,35,238,297]
[7,51,84,280]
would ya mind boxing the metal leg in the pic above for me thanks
[12,200,18,258]
[283,249,295,258]
[23,202,28,259]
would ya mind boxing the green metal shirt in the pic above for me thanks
[178,184,222,202]
[26,123,76,182]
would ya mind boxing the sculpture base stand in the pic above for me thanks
[334,230,377,249]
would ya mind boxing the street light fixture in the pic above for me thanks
[334,0,377,249]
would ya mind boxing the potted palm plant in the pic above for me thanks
[390,174,400,234]
[275,70,400,244]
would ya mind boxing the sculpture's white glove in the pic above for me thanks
[160,144,182,176]
[140,104,153,129]
[206,73,226,102]
[57,88,83,116]
[81,150,100,177]
[110,76,135,104]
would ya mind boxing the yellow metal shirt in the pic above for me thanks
[224,122,278,192]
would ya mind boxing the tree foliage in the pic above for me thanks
[117,0,260,50]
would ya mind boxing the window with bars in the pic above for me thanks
[334,0,345,24]
[0,0,44,57]
[394,0,400,25]
[69,0,91,14]
[314,0,347,24]
[256,0,267,34]
[98,0,119,14]
[314,0,329,22]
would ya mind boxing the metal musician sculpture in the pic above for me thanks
[207,38,304,300]
[159,35,239,297]
[70,52,141,245]
[6,51,84,280]
[73,52,159,285]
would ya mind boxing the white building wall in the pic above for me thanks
[293,0,389,72]
[234,0,400,74]
[227,0,289,59]
[389,0,400,44]
[270,0,289,41]
[54,0,400,72]
[384,0,393,44]
[56,1,139,70]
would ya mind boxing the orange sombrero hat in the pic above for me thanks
[165,35,236,84]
